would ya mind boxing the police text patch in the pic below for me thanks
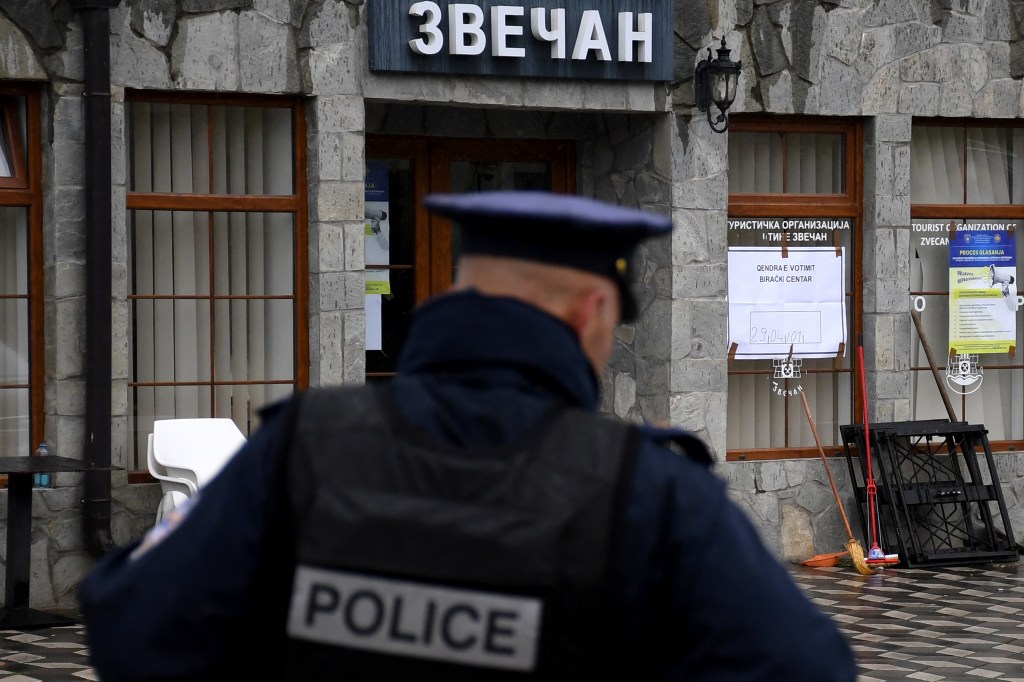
[288,566,542,670]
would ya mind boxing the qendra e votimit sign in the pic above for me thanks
[368,1,673,82]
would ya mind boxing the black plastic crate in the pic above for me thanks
[840,421,1018,568]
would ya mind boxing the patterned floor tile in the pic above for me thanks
[0,561,1017,679]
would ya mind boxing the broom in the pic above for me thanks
[798,391,875,576]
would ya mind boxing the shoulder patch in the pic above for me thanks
[129,494,200,561]
[640,424,715,467]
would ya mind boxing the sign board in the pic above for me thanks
[728,247,848,359]
[368,1,673,81]
[948,226,1017,355]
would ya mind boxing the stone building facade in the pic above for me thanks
[0,0,1021,608]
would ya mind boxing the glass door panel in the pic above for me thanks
[365,136,574,378]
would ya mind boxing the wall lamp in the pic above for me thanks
[694,37,741,133]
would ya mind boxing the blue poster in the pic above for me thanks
[948,228,1017,354]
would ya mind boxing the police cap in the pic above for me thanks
[422,190,672,322]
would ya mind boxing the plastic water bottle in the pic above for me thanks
[34,441,51,488]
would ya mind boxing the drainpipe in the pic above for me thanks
[69,0,121,557]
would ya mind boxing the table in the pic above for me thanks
[0,456,104,628]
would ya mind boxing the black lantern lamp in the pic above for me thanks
[694,37,741,133]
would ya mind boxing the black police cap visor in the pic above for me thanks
[422,191,672,322]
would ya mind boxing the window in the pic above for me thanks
[0,88,41,457]
[726,117,863,460]
[911,122,1024,446]
[126,93,308,471]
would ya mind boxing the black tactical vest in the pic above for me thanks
[283,385,639,680]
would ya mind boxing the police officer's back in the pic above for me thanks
[80,191,857,681]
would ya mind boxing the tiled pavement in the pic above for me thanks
[0,561,1021,681]
[792,562,1024,681]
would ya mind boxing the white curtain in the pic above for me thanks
[726,132,852,450]
[128,102,295,470]
[910,126,1024,441]
[0,208,28,455]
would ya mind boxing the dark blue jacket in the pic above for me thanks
[80,291,857,681]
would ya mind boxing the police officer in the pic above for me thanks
[80,191,857,681]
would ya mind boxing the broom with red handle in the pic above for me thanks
[858,341,887,563]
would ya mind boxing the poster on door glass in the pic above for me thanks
[948,227,1017,354]
[365,161,391,351]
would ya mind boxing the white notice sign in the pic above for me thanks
[728,247,847,359]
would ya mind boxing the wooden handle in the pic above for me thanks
[911,308,958,422]
[799,391,856,541]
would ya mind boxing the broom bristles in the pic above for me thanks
[846,538,876,576]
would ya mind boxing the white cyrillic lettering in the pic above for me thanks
[408,1,443,55]
[618,12,652,63]
[491,5,525,58]
[531,8,566,59]
[913,296,926,312]
[449,3,486,56]
[572,10,611,61]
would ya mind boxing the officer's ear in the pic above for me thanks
[565,287,605,336]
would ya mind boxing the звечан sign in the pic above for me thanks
[368,1,672,82]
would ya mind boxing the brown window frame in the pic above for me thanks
[0,86,43,457]
[910,118,1024,454]
[726,115,864,461]
[125,91,309,478]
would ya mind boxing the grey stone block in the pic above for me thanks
[987,40,1011,78]
[309,221,349,273]
[0,10,46,79]
[865,195,911,228]
[790,0,825,82]
[44,20,82,81]
[304,43,365,96]
[756,461,788,492]
[311,95,364,134]
[942,12,984,43]
[751,6,788,77]
[898,82,941,116]
[254,0,308,27]
[900,45,954,82]
[864,0,920,26]
[816,58,861,115]
[172,12,240,91]
[939,80,976,116]
[669,358,727,393]
[311,180,362,222]
[0,0,61,49]
[300,0,351,47]
[312,270,363,311]
[183,0,251,11]
[131,0,176,47]
[975,78,1021,117]
[862,63,901,115]
[111,6,173,89]
[984,0,1016,40]
[821,9,861,65]
[780,502,815,561]
[870,114,912,144]
[762,70,795,114]
[342,309,366,384]
[951,43,990,91]
[612,372,638,419]
[239,10,301,93]
[675,0,712,49]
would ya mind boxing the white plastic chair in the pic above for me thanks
[149,419,247,519]
[146,433,194,523]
